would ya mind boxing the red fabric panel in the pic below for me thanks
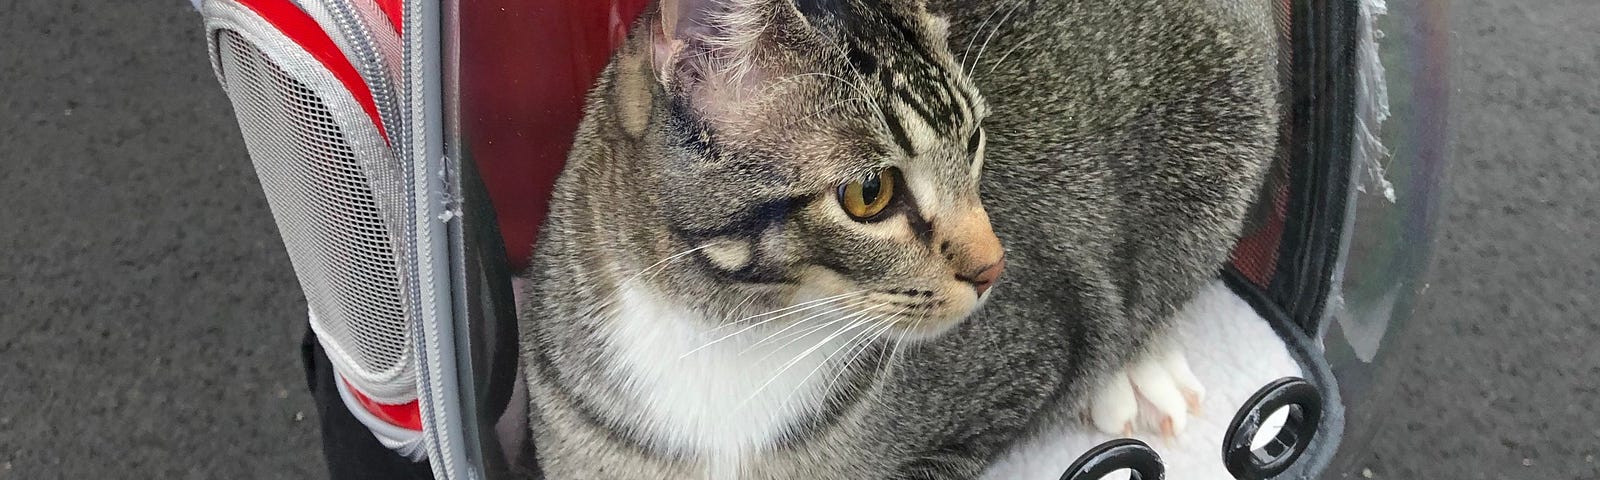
[461,0,649,271]
[375,0,403,34]
[343,378,423,431]
[1230,178,1289,287]
[1227,0,1295,288]
[234,0,389,144]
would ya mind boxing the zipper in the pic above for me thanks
[324,0,403,146]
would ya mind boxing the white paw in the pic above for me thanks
[1089,345,1206,438]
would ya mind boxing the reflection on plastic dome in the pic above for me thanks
[1323,0,1450,474]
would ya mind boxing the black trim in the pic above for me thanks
[1059,438,1165,480]
[454,153,538,479]
[1269,0,1361,334]
[1222,377,1324,480]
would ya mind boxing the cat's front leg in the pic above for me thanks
[1088,342,1205,437]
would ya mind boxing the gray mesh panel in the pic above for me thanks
[215,29,415,400]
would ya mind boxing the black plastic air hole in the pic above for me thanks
[1060,438,1165,480]
[1222,377,1323,480]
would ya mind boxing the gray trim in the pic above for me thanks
[322,0,404,153]
[438,0,497,476]
[402,0,475,478]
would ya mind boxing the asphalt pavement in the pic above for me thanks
[1,0,1595,479]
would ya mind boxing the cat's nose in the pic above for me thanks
[957,256,1006,296]
[941,207,1005,295]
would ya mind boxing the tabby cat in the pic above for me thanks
[517,0,1277,478]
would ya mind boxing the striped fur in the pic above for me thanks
[519,0,1279,478]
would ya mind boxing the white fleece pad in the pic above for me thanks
[981,280,1303,480]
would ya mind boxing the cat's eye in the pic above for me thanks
[838,167,899,220]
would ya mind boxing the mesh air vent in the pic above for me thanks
[216,29,412,383]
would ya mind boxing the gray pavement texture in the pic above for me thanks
[1,0,1595,479]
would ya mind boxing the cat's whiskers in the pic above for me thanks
[569,244,718,321]
[759,294,911,347]
[734,303,890,411]
[707,293,872,345]
[723,295,878,346]
[986,32,1043,76]
[782,314,898,412]
[630,244,716,283]
[865,310,921,412]
[708,289,869,333]
[752,312,858,356]
[961,3,1010,75]
[815,304,915,404]
[680,291,872,358]
[747,303,876,363]
[968,0,1029,78]
[636,246,714,285]
[771,72,888,130]
[742,296,885,358]
[722,291,762,324]
[889,311,919,366]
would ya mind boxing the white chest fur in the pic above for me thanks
[598,287,866,470]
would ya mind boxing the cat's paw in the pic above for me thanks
[1089,346,1205,438]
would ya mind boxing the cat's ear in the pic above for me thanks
[651,0,787,118]
[650,0,691,80]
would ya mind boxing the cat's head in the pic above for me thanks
[630,0,1001,340]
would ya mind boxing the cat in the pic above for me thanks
[517,0,1278,478]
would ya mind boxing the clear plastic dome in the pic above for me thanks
[1320,0,1450,473]
[439,0,1451,478]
